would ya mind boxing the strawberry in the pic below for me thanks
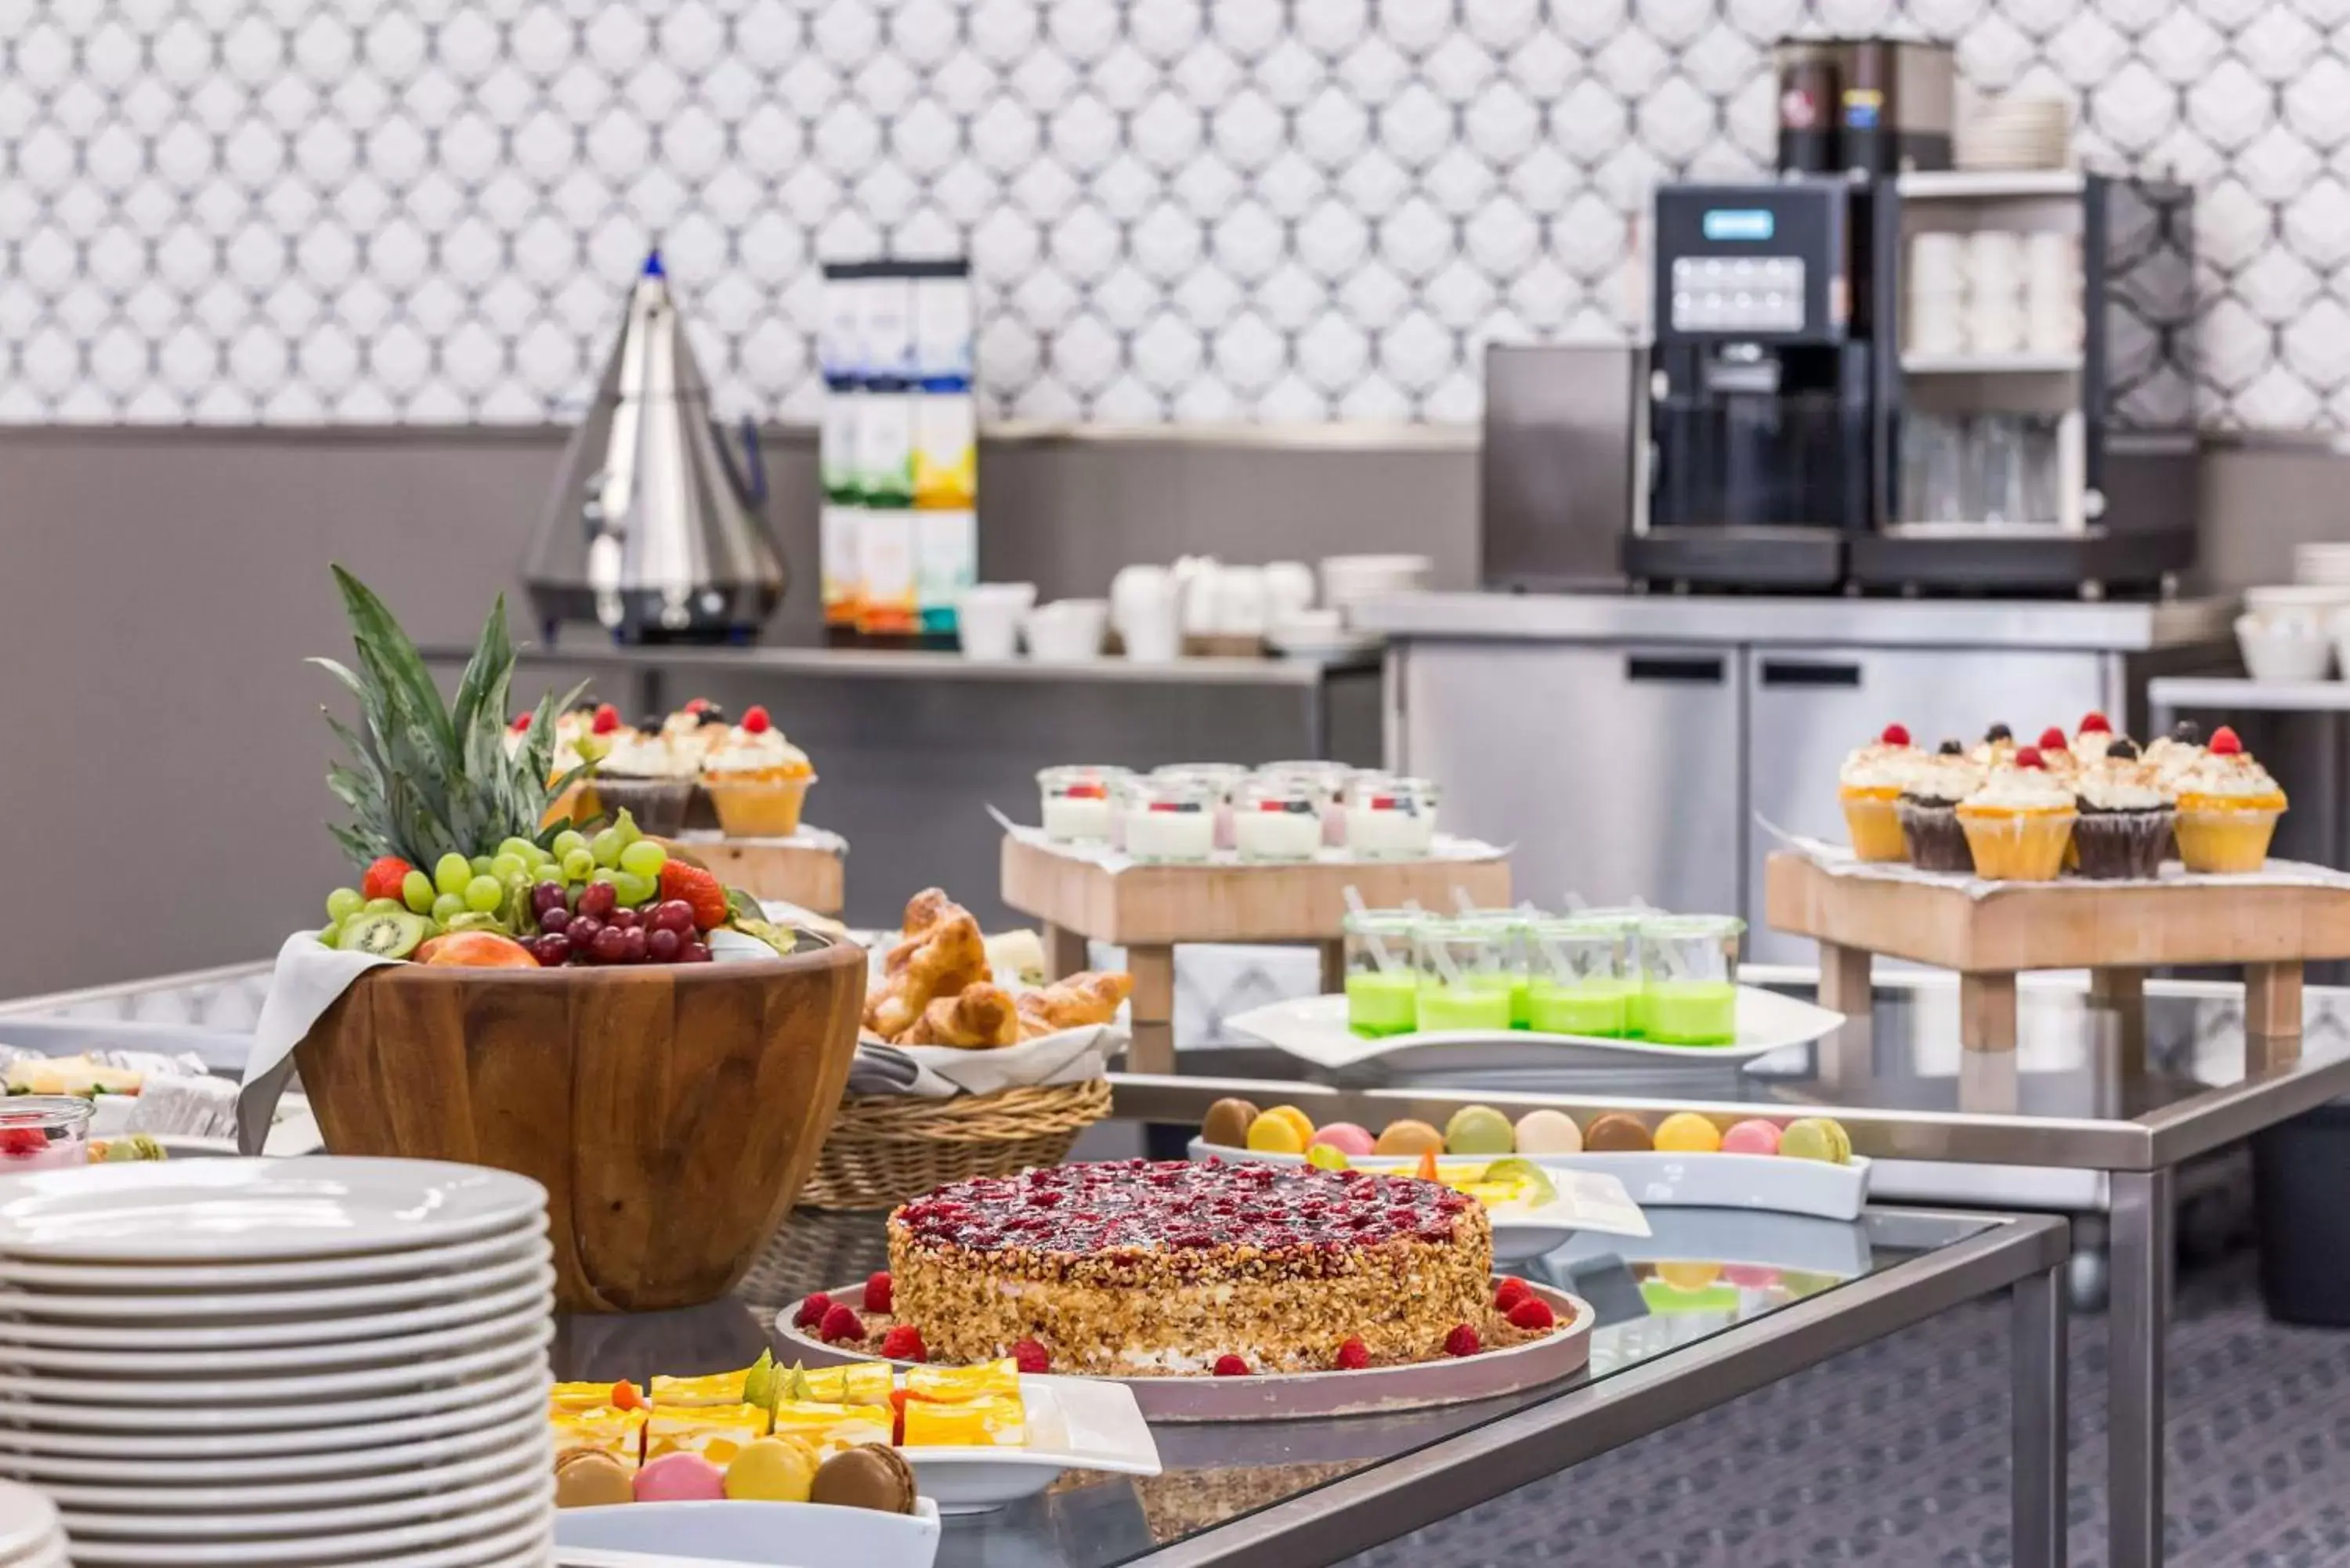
[2079,711,2112,735]
[2037,726,2068,751]
[659,861,730,932]
[1506,1297,1557,1331]
[863,1271,893,1313]
[0,1127,50,1158]
[1333,1336,1370,1371]
[1211,1354,1249,1377]
[362,856,414,902]
[1493,1278,1534,1312]
[1010,1339,1050,1374]
[794,1292,833,1331]
[880,1324,926,1363]
[2211,725,2244,756]
[742,705,772,734]
[819,1303,865,1345]
[1444,1324,1480,1357]
[591,703,620,735]
[1879,723,1911,746]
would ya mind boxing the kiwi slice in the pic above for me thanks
[342,911,430,959]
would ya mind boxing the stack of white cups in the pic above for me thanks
[1907,233,1967,356]
[1968,232,2026,355]
[2024,233,2082,354]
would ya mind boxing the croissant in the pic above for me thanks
[1016,970,1133,1038]
[885,888,966,974]
[902,983,1021,1049]
[865,911,989,1039]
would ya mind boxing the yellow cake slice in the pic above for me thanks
[645,1403,772,1467]
[906,1359,1019,1403]
[549,1405,648,1471]
[902,1393,1025,1447]
[768,1400,892,1454]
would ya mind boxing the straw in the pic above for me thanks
[1343,884,1397,974]
[1424,923,1466,988]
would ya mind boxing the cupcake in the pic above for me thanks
[2171,726,2287,873]
[1894,739,1983,873]
[663,699,733,831]
[1956,746,2076,881]
[1968,723,2019,771]
[2072,711,2117,764]
[1838,723,1915,862]
[591,723,696,836]
[2143,720,2206,790]
[701,705,817,838]
[2071,737,2174,880]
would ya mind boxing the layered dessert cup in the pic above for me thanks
[1344,774,1440,859]
[0,1095,92,1172]
[1234,776,1325,861]
[1038,766,1130,844]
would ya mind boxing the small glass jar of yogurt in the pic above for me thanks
[1152,764,1248,851]
[1233,775,1325,861]
[1258,761,1357,847]
[1,1095,93,1172]
[1037,765,1132,844]
[1637,914,1746,1046]
[1524,916,1637,1038]
[1412,916,1512,1032]
[1121,775,1218,863]
[1343,910,1419,1035]
[1343,774,1441,859]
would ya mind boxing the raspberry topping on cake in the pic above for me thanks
[819,1303,865,1344]
[1010,1339,1051,1374]
[880,1324,926,1362]
[1334,1336,1371,1371]
[1879,723,1911,746]
[1444,1324,1481,1357]
[2014,746,2045,770]
[2079,712,2112,734]
[794,1292,833,1331]
[2211,725,2243,756]
[1494,1278,1533,1312]
[2037,726,2068,751]
[1212,1355,1249,1377]
[1505,1297,1556,1331]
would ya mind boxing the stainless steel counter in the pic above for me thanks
[1355,589,2235,651]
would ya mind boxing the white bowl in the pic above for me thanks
[1318,553,1432,609]
[2238,613,2333,682]
[2245,583,2350,620]
[1021,599,1109,663]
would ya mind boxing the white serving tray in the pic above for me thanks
[1188,1140,1871,1223]
[893,1373,1162,1512]
[555,1498,939,1568]
[1227,987,1842,1075]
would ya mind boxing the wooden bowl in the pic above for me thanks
[292,941,866,1312]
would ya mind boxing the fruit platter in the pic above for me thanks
[1188,1100,1871,1223]
[776,1160,1596,1422]
[277,569,866,1312]
[546,1347,1158,1516]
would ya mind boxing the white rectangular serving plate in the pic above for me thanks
[555,1498,938,1568]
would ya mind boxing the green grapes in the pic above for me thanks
[326,887,364,924]
[464,876,505,913]
[435,854,474,898]
[618,840,667,879]
[590,829,624,868]
[401,870,436,914]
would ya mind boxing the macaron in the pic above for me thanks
[633,1451,726,1504]
[555,1448,633,1509]
[725,1436,819,1503]
[1245,1109,1306,1154]
[1512,1109,1582,1155]
[1720,1118,1781,1157]
[1372,1118,1444,1157]
[1444,1104,1515,1156]
[1307,1122,1376,1158]
[1267,1104,1316,1145]
[811,1443,917,1515]
[1654,1112,1722,1154]
[1202,1097,1260,1150]
[1653,1260,1722,1292]
[1780,1117,1853,1165]
[1722,1263,1783,1290]
[1582,1112,1652,1152]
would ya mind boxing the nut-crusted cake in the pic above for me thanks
[886,1159,1493,1374]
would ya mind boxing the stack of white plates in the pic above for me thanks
[2296,542,2350,587]
[1955,94,2071,172]
[0,1479,70,1567]
[0,1158,556,1566]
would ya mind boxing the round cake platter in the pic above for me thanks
[773,1277,1594,1424]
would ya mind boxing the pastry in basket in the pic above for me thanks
[1838,724,1913,862]
[2172,726,2287,873]
[1016,970,1133,1039]
[865,908,989,1039]
[900,983,1022,1049]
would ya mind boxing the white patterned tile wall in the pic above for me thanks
[0,0,2340,428]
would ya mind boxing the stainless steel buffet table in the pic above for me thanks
[1108,969,2350,1568]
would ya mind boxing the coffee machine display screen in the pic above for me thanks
[1701,208,1776,242]
[1668,255,1806,334]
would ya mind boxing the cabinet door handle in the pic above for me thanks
[1759,661,1863,688]
[1625,656,1725,685]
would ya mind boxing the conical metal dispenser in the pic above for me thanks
[524,252,785,644]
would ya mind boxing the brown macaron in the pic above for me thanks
[811,1442,916,1515]
[1201,1097,1261,1151]
[1582,1112,1654,1153]
[553,1447,634,1509]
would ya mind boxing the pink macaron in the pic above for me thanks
[633,1452,727,1504]
[1307,1122,1376,1158]
[1719,1118,1782,1157]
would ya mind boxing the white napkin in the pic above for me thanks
[877,1021,1119,1099]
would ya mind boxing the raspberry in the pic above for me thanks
[1010,1339,1050,1375]
[880,1324,926,1362]
[1333,1336,1370,1371]
[2036,726,2067,751]
[742,705,772,734]
[2211,725,2243,757]
[1493,1278,1534,1312]
[2080,711,2112,735]
[818,1303,865,1345]
[1879,723,1910,746]
[1212,1354,1249,1377]
[2014,746,2045,770]
[684,696,712,714]
[863,1272,893,1313]
[0,1128,49,1158]
[793,1292,833,1331]
[591,703,620,735]
[510,712,532,733]
[1506,1297,1557,1331]
[1444,1324,1480,1357]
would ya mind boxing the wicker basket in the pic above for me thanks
[797,1078,1114,1210]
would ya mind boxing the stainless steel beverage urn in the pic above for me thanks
[523,252,786,644]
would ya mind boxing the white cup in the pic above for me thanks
[956,583,1036,660]
[1264,561,1316,623]
[1213,566,1268,637]
[1969,299,2026,355]
[1110,564,1184,663]
[1910,233,1968,291]
[1022,598,1109,662]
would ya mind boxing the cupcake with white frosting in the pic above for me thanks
[701,705,817,837]
[2072,711,2118,764]
[1838,724,1916,862]
[2171,726,2286,873]
[1955,747,2076,881]
[2071,737,2172,880]
[591,723,697,836]
[1895,739,1985,874]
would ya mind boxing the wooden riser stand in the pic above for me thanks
[679,832,846,916]
[1003,836,1511,1072]
[1766,851,2350,1054]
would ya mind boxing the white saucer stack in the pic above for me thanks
[0,1158,556,1567]
[0,1479,70,1568]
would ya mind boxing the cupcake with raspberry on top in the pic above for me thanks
[1956,746,2076,881]
[1839,724,1917,862]
[2031,726,2080,781]
[701,705,818,837]
[2171,726,2287,873]
[662,698,733,829]
[2073,711,2118,764]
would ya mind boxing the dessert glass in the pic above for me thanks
[1637,915,1745,1046]
[0,1096,92,1172]
[1259,761,1356,847]
[1412,916,1512,1032]
[1343,775,1441,859]
[1233,775,1325,862]
[1343,911,1419,1036]
[1120,775,1217,863]
[1152,764,1248,851]
[1524,915,1637,1038]
[1037,766,1131,844]
[1450,910,1531,1028]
